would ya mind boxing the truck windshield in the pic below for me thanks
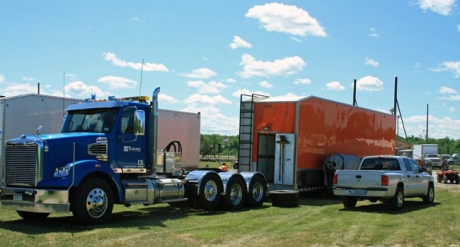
[360,158,401,171]
[61,108,119,134]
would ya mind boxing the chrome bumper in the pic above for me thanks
[1,187,70,213]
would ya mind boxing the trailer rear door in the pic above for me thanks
[274,133,295,185]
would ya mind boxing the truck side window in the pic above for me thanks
[121,108,136,134]
[403,159,413,172]
[409,159,421,173]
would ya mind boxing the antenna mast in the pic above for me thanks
[63,71,65,117]
[139,58,144,97]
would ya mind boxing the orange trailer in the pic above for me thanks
[237,94,396,191]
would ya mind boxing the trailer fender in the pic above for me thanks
[217,172,246,195]
[185,170,222,195]
[239,172,267,191]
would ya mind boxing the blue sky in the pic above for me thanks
[1,0,459,139]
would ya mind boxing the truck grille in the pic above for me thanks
[5,143,38,186]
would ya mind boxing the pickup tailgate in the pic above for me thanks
[335,170,385,189]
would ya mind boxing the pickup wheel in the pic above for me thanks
[71,178,114,225]
[342,196,357,208]
[389,187,404,210]
[197,173,222,210]
[422,184,435,204]
[17,211,50,221]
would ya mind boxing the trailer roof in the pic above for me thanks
[0,93,82,102]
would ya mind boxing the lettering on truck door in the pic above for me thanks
[274,134,295,185]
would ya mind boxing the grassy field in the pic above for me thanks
[0,185,459,247]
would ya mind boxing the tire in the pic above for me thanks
[220,176,247,210]
[389,187,404,210]
[270,190,299,207]
[443,176,448,184]
[71,178,114,225]
[342,196,357,208]
[437,175,442,183]
[17,211,50,220]
[246,175,267,207]
[197,173,222,210]
[422,184,435,204]
[457,175,460,184]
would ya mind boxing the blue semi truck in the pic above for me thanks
[0,87,267,224]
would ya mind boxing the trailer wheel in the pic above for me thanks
[246,175,267,207]
[270,190,299,207]
[390,186,404,210]
[71,178,114,225]
[16,211,50,220]
[221,176,246,210]
[342,196,357,208]
[422,184,435,204]
[197,173,222,210]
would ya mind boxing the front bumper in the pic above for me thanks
[1,187,70,213]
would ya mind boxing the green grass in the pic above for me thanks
[0,186,459,246]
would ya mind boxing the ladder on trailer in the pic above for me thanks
[237,94,269,172]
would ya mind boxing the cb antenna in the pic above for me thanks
[62,71,65,117]
[139,58,144,97]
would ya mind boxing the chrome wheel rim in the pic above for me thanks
[204,180,218,202]
[251,181,264,202]
[86,188,108,218]
[229,183,243,205]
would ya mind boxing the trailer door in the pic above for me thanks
[274,133,295,185]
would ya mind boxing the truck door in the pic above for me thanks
[116,108,146,171]
[274,134,295,185]
[402,159,416,196]
[257,134,275,182]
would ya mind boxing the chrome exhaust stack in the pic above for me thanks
[151,87,160,175]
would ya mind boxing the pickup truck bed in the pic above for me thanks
[333,155,435,210]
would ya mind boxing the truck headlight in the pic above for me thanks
[54,166,70,177]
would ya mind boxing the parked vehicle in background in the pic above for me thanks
[447,154,460,165]
[413,144,441,168]
[333,155,435,210]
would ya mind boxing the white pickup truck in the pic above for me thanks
[333,155,435,210]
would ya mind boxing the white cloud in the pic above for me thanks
[246,3,326,37]
[365,57,379,67]
[229,36,252,49]
[187,80,227,94]
[260,81,273,88]
[159,93,179,103]
[132,17,144,23]
[369,28,379,37]
[438,95,460,101]
[22,77,35,81]
[404,114,460,139]
[239,54,306,78]
[103,52,168,72]
[232,89,269,97]
[326,81,345,90]
[183,104,239,135]
[431,61,460,77]
[414,0,456,15]
[290,37,302,43]
[65,81,106,98]
[294,78,311,85]
[225,78,236,83]
[458,24,460,31]
[0,83,38,96]
[264,92,304,101]
[180,68,216,79]
[355,76,384,91]
[184,94,232,105]
[439,86,457,94]
[450,107,456,112]
[0,75,4,83]
[97,76,137,89]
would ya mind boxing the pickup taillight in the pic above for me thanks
[381,175,389,186]
[333,173,338,184]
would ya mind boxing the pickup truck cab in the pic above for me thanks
[333,155,435,210]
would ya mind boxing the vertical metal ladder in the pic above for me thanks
[237,94,269,172]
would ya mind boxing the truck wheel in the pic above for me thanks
[390,187,404,210]
[270,190,299,207]
[71,178,114,225]
[246,175,267,207]
[221,176,246,210]
[17,211,50,220]
[342,196,357,208]
[422,184,435,204]
[197,173,222,210]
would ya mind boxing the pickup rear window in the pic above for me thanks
[360,158,401,171]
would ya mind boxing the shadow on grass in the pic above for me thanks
[338,199,440,214]
[0,204,271,235]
